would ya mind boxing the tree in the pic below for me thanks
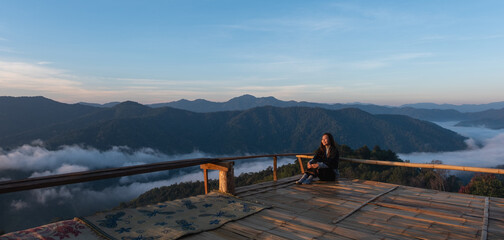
[459,174,504,197]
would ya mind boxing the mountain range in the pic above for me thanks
[82,94,504,128]
[0,96,469,154]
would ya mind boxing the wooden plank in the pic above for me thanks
[331,225,383,239]
[481,197,489,240]
[340,157,504,175]
[297,157,305,173]
[220,221,264,239]
[200,162,233,172]
[371,202,482,227]
[235,175,299,194]
[332,186,398,224]
[273,156,278,181]
[316,232,354,240]
[379,195,485,216]
[203,169,208,194]
[237,181,295,197]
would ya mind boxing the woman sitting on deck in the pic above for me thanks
[296,132,340,184]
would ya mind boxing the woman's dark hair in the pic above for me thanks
[319,132,336,149]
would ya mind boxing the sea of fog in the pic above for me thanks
[398,121,504,168]
[0,144,297,232]
[1,122,503,232]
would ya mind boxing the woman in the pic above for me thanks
[296,132,340,184]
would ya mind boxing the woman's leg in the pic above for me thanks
[296,172,310,184]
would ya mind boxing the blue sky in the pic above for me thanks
[0,0,503,105]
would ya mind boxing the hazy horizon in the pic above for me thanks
[1,1,504,105]
[3,94,504,108]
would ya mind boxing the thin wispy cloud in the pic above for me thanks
[36,61,53,65]
[349,52,433,70]
[223,16,349,33]
[0,61,81,92]
[0,47,16,53]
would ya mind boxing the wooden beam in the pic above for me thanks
[0,158,220,194]
[297,155,504,175]
[297,157,305,173]
[200,162,233,172]
[332,186,398,224]
[273,156,278,181]
[203,169,209,195]
[340,158,504,175]
[0,153,310,195]
[481,197,489,240]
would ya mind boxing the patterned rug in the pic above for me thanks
[76,192,269,240]
[0,219,102,240]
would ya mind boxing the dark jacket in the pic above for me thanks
[313,145,339,169]
[308,145,339,181]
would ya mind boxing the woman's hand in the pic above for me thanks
[307,162,319,169]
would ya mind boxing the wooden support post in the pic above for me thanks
[200,162,235,195]
[297,157,305,173]
[203,169,208,194]
[219,164,235,194]
[273,156,278,181]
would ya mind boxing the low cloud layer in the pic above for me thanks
[0,144,211,172]
[0,143,295,232]
[399,122,504,168]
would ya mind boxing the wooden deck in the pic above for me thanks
[182,176,504,240]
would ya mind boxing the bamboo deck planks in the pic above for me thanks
[180,178,504,240]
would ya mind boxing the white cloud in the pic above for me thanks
[349,52,433,70]
[399,123,504,168]
[10,200,29,210]
[29,164,90,178]
[0,60,133,103]
[0,144,213,172]
[0,61,81,92]
[32,187,73,205]
[0,177,11,182]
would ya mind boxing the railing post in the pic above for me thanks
[273,156,278,181]
[219,162,235,195]
[297,156,305,173]
[203,169,208,194]
[200,161,235,195]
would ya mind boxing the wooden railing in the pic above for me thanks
[0,153,309,194]
[2,153,503,195]
[296,155,504,174]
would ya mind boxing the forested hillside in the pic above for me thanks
[0,98,467,154]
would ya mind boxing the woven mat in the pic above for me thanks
[0,219,102,240]
[77,192,269,240]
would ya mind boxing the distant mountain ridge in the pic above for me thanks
[142,95,504,126]
[0,96,468,153]
[143,94,461,121]
[401,102,504,113]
